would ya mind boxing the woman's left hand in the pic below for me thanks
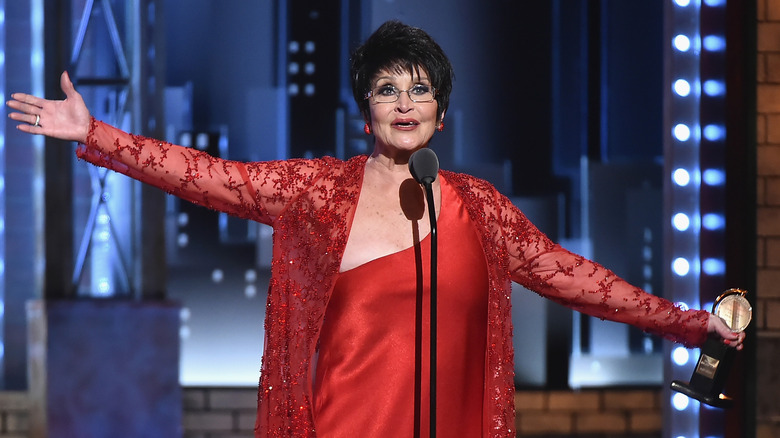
[707,314,746,351]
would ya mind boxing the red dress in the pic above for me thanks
[78,119,712,437]
[314,179,488,437]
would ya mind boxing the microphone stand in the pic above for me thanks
[422,180,438,438]
[409,148,439,438]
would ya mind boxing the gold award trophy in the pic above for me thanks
[671,288,751,408]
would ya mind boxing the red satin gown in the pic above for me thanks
[313,177,490,437]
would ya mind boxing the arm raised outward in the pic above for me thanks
[490,186,745,350]
[7,71,326,225]
[9,72,745,352]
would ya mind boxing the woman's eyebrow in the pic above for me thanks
[374,76,432,85]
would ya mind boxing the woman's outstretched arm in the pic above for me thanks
[7,71,331,226]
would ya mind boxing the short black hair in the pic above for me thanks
[350,20,454,122]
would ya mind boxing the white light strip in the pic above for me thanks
[666,0,703,436]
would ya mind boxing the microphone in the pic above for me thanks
[409,148,439,185]
[408,147,439,438]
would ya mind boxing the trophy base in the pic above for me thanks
[671,380,733,409]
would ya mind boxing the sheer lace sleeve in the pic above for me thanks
[76,118,325,225]
[490,186,709,348]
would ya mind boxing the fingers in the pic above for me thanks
[722,331,745,351]
[7,97,42,116]
[8,92,43,109]
[13,122,41,135]
[735,331,746,350]
[6,92,44,131]
[6,99,39,124]
[6,72,90,142]
[6,96,44,134]
[7,114,42,134]
[719,322,738,339]
[708,315,745,350]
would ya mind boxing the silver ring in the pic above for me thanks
[33,114,40,127]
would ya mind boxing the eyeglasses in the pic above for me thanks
[365,84,437,103]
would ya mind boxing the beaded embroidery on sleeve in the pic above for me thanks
[77,118,364,436]
[444,170,709,438]
[76,119,709,438]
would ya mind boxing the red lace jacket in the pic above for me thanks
[77,118,710,437]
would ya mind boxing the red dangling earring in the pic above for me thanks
[364,123,372,135]
[437,121,445,132]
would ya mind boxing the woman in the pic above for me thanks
[8,20,743,438]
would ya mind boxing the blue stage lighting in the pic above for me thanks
[673,79,691,96]
[673,213,691,231]
[673,124,691,141]
[673,168,691,186]
[673,35,691,52]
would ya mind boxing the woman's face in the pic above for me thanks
[367,68,440,157]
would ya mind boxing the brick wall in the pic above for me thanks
[182,388,257,438]
[514,389,662,438]
[0,388,664,437]
[186,387,669,437]
[0,392,29,438]
[756,1,780,437]
[182,388,665,438]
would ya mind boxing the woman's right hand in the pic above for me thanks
[6,71,91,144]
[707,313,745,351]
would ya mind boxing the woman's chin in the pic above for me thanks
[383,137,431,153]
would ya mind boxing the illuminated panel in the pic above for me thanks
[69,0,134,298]
[665,0,729,437]
[0,0,46,386]
[665,0,702,436]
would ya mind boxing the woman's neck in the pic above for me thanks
[365,152,414,179]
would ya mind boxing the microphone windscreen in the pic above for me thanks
[409,148,439,185]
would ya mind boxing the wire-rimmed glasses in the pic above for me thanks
[365,84,437,103]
